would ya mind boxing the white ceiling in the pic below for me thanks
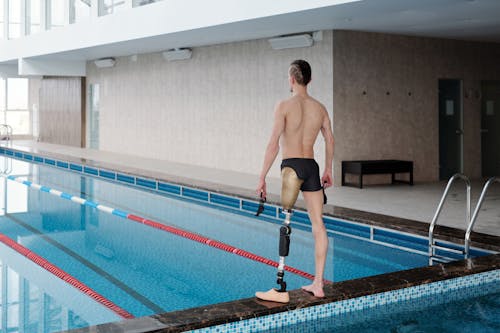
[20,0,500,62]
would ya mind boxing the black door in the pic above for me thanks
[439,79,463,180]
[481,81,500,177]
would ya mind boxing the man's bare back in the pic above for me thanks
[280,94,329,160]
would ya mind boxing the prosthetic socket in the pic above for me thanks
[276,167,303,293]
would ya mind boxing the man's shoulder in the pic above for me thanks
[308,96,327,111]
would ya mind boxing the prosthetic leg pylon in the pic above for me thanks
[255,168,302,303]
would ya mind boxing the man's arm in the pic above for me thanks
[320,108,335,187]
[256,102,286,197]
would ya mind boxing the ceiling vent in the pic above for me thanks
[94,58,116,68]
[268,34,314,50]
[162,48,192,61]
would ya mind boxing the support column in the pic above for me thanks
[42,0,50,30]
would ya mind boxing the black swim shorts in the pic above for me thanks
[281,158,322,192]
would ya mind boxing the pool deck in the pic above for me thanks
[1,140,499,333]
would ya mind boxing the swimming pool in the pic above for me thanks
[0,146,497,333]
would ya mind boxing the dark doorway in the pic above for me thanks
[439,79,463,180]
[481,81,500,177]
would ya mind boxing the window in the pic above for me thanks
[132,0,164,7]
[26,0,42,35]
[49,0,66,29]
[0,78,31,135]
[99,0,127,16]
[70,0,91,23]
[8,0,21,39]
[0,1,4,39]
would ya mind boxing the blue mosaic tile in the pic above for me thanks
[44,158,56,166]
[99,169,116,180]
[23,153,33,160]
[158,182,181,195]
[183,187,209,201]
[34,156,43,163]
[242,200,276,217]
[83,166,98,175]
[56,161,69,168]
[117,173,135,184]
[5,150,13,156]
[136,177,156,189]
[324,218,371,239]
[0,148,4,154]
[70,163,83,172]
[14,152,23,158]
[192,270,500,332]
[210,194,240,209]
[374,229,427,252]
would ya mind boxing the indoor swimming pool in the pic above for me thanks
[0,148,497,332]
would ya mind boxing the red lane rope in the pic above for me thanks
[127,214,318,281]
[0,233,134,319]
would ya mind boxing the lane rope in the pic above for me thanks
[0,233,133,319]
[6,175,318,281]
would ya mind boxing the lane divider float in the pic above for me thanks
[0,233,133,319]
[6,175,318,281]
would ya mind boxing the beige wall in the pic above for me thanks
[86,32,334,179]
[38,77,84,147]
[33,30,500,185]
[333,30,500,185]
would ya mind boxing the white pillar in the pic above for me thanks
[43,0,51,30]
[63,0,70,25]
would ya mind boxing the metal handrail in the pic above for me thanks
[428,173,471,264]
[0,124,12,141]
[0,157,11,175]
[464,177,499,258]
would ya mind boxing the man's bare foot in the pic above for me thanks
[301,283,325,297]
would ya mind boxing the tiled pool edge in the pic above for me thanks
[191,269,500,332]
[66,253,500,333]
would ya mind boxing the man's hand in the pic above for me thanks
[321,171,333,188]
[256,178,267,198]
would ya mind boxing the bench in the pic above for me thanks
[342,160,413,188]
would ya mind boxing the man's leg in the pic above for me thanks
[255,167,302,303]
[302,190,328,297]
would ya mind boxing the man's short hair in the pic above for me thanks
[289,60,311,86]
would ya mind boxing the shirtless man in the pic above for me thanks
[255,60,334,300]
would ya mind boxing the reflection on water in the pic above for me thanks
[1,261,89,333]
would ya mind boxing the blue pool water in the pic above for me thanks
[0,156,441,331]
[260,282,500,333]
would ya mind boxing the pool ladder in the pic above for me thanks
[428,174,499,265]
[0,124,12,141]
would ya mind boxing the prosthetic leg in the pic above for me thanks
[255,167,303,303]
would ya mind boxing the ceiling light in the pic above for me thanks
[162,48,192,61]
[269,34,314,50]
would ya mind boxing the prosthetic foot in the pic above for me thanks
[256,168,302,303]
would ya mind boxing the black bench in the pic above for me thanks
[342,160,413,188]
